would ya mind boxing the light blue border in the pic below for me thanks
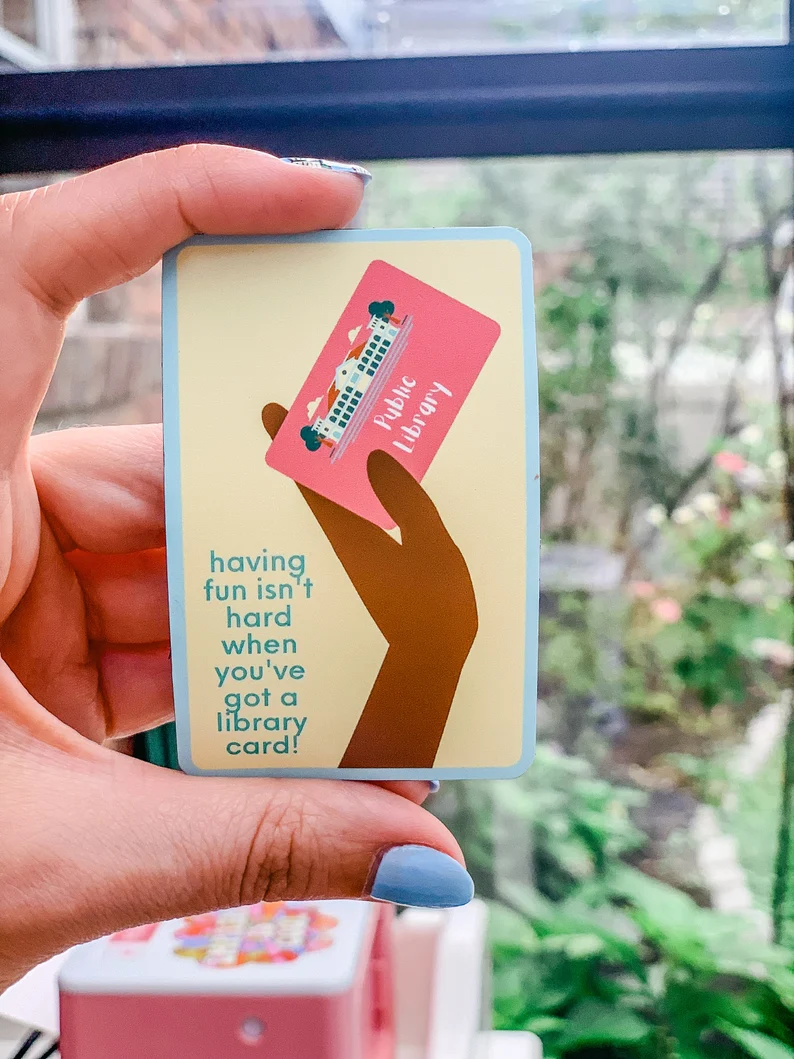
[162,227,539,779]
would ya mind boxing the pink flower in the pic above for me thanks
[630,581,656,599]
[650,598,683,624]
[714,450,747,474]
[717,506,731,527]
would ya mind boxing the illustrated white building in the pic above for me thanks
[309,307,401,446]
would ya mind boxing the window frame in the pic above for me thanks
[0,7,792,172]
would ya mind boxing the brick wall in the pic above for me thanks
[77,0,339,67]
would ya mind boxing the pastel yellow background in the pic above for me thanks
[174,238,527,770]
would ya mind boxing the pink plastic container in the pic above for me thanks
[59,901,394,1059]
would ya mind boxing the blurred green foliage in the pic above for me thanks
[369,151,794,1054]
[438,750,794,1058]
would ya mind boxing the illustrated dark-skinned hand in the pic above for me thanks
[0,146,468,994]
[262,403,478,768]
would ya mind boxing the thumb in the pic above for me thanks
[0,146,363,470]
[3,742,471,984]
[8,146,363,316]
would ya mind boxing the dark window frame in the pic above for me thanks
[1,15,793,173]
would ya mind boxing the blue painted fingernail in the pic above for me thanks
[428,780,441,794]
[280,157,372,185]
[369,846,474,908]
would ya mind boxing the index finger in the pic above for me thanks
[263,404,444,549]
[366,450,449,548]
[261,402,400,572]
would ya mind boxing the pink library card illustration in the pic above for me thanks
[265,259,502,528]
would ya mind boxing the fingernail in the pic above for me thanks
[428,780,441,794]
[369,846,474,908]
[280,157,372,186]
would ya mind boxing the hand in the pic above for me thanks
[0,146,470,993]
[262,403,478,768]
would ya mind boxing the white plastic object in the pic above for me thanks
[393,901,542,1059]
[477,1031,543,1058]
[426,900,489,1059]
[393,908,446,1059]
[0,951,67,1035]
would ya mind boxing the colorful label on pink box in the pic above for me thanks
[265,260,501,529]
[173,903,338,968]
[60,902,371,995]
[162,228,539,779]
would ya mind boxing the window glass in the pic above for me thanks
[1,0,787,72]
[367,0,787,54]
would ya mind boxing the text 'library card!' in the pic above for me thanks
[162,228,539,780]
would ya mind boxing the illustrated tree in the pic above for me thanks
[368,299,395,320]
[300,425,323,451]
